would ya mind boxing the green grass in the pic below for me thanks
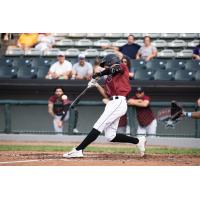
[0,145,200,155]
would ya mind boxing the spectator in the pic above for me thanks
[192,43,200,60]
[93,57,104,74]
[48,87,79,133]
[103,34,141,59]
[72,54,93,80]
[0,33,16,56]
[35,33,55,51]
[197,98,200,107]
[17,33,38,50]
[136,36,157,61]
[121,56,134,79]
[127,87,157,137]
[46,52,72,80]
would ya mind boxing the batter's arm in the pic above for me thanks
[96,83,108,98]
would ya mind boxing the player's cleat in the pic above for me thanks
[73,128,79,133]
[136,136,146,157]
[63,148,84,158]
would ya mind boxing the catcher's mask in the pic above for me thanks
[100,54,120,68]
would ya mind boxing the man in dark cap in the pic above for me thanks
[128,87,157,137]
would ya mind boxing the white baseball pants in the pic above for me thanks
[53,112,69,132]
[137,119,157,136]
[93,96,127,141]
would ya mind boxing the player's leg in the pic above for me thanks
[137,124,147,136]
[63,98,125,158]
[146,119,157,137]
[73,109,79,133]
[105,118,146,157]
[53,115,63,133]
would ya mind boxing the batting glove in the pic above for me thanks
[87,78,98,88]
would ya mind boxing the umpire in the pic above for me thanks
[128,87,157,137]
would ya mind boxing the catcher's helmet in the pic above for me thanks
[100,54,120,68]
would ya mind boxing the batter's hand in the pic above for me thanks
[87,78,98,88]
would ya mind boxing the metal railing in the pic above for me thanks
[0,100,199,137]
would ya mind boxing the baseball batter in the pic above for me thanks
[63,54,146,158]
[48,87,79,133]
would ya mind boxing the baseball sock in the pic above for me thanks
[76,128,100,151]
[111,134,139,144]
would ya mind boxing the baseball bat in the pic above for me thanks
[70,86,90,109]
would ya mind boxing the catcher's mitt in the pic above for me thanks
[157,101,183,128]
[170,101,183,121]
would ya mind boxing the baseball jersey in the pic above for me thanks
[48,95,71,115]
[131,95,155,127]
[118,114,127,127]
[104,63,131,97]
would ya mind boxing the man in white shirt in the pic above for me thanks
[46,52,72,80]
[72,54,93,80]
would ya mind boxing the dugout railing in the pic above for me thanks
[0,100,199,138]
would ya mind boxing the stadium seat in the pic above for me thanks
[68,33,87,37]
[160,33,179,38]
[44,48,60,56]
[87,33,105,38]
[134,69,155,80]
[25,48,43,56]
[166,59,185,70]
[146,59,166,70]
[179,33,199,39]
[6,48,24,56]
[0,57,13,67]
[157,49,176,58]
[52,33,69,37]
[195,70,200,80]
[174,69,195,81]
[31,58,51,67]
[135,39,143,46]
[17,66,37,79]
[75,39,93,46]
[0,66,17,79]
[100,49,116,57]
[152,40,168,48]
[168,40,187,48]
[142,33,161,38]
[112,39,127,47]
[37,66,49,79]
[104,33,124,38]
[123,33,142,38]
[154,69,175,80]
[55,39,74,46]
[130,60,146,71]
[93,39,111,47]
[176,49,193,58]
[12,58,32,68]
[187,40,200,47]
[185,60,200,71]
[83,49,100,57]
[65,48,80,57]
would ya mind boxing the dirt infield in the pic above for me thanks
[0,151,200,166]
[0,141,200,166]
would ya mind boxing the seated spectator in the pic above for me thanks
[136,36,157,61]
[192,44,200,60]
[17,33,38,50]
[121,56,134,79]
[197,98,200,107]
[35,33,55,51]
[72,54,93,80]
[46,52,72,80]
[93,57,104,74]
[103,34,141,60]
